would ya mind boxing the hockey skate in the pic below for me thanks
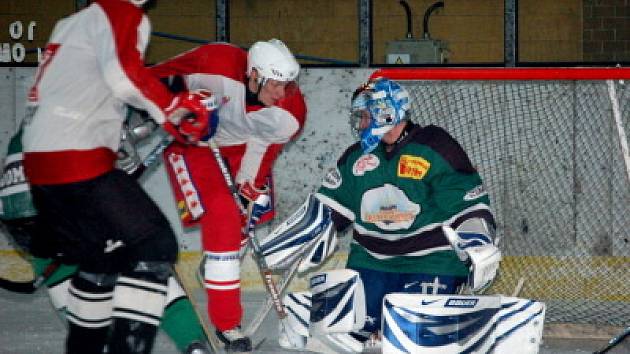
[184,340,214,354]
[362,331,382,353]
[216,326,252,353]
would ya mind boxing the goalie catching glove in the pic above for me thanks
[258,194,337,272]
[163,89,219,144]
[442,218,501,292]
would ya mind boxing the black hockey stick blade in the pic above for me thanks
[0,260,60,294]
[0,277,37,294]
[593,326,630,354]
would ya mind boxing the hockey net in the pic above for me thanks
[370,68,630,326]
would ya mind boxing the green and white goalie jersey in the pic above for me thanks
[315,123,495,277]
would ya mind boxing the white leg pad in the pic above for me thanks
[310,269,366,335]
[381,293,545,354]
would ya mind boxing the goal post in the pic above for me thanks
[370,67,630,326]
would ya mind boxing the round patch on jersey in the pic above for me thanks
[322,167,342,189]
[352,154,380,176]
[360,184,420,231]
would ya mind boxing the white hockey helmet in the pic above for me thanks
[247,39,300,84]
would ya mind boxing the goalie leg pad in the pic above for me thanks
[382,293,502,354]
[278,288,367,354]
[492,297,546,354]
[298,219,337,273]
[381,293,545,354]
[310,269,366,335]
[259,193,336,270]
[278,291,312,350]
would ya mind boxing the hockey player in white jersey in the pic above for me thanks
[20,1,214,353]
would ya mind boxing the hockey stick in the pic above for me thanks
[593,326,630,354]
[173,263,224,354]
[244,254,301,337]
[205,138,292,335]
[0,259,60,293]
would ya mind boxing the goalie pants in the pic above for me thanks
[178,145,246,331]
[350,266,466,334]
[30,169,178,353]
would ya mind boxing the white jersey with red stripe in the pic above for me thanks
[150,43,307,186]
[22,0,173,185]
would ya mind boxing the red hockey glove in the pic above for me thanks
[163,90,213,144]
[238,181,272,235]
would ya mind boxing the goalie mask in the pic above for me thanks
[350,78,410,154]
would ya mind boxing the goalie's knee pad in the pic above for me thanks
[310,269,366,335]
[279,286,366,354]
[259,194,336,271]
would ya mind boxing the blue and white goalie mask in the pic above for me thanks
[350,78,411,154]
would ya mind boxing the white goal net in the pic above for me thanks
[371,68,630,326]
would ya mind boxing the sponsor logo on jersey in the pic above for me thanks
[0,156,27,191]
[397,155,430,180]
[322,167,342,189]
[445,298,479,308]
[464,184,488,201]
[361,184,420,230]
[352,154,379,176]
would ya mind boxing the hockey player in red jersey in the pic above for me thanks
[20,1,213,353]
[150,39,307,352]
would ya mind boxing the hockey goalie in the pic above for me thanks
[258,78,545,353]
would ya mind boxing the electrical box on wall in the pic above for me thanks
[386,1,448,64]
[386,38,447,64]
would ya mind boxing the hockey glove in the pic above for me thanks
[238,182,272,234]
[163,90,217,144]
[442,224,501,292]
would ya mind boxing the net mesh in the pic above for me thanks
[373,69,630,326]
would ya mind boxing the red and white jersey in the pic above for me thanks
[150,43,307,186]
[22,0,173,185]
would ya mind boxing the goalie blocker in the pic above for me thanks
[279,269,545,354]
